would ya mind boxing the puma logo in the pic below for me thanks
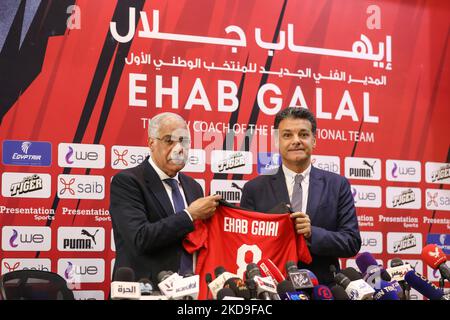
[363,160,376,174]
[81,229,99,245]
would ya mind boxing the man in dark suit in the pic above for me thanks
[240,107,361,285]
[110,112,221,286]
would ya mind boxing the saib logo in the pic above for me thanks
[425,188,450,211]
[111,145,150,169]
[2,140,51,166]
[257,153,281,175]
[57,174,105,200]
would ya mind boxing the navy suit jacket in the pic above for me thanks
[109,157,203,286]
[240,165,361,285]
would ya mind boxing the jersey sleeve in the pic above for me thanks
[296,234,313,264]
[183,219,208,254]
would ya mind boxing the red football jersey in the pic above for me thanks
[183,204,312,299]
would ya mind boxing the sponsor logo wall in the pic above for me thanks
[0,0,448,299]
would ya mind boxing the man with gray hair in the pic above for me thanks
[110,112,221,286]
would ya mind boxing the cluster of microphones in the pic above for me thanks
[110,243,450,300]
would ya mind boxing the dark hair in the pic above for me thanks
[274,107,317,135]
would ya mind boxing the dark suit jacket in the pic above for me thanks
[240,165,361,285]
[109,157,203,286]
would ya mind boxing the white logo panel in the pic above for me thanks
[425,189,450,211]
[345,157,381,180]
[210,180,247,204]
[425,162,450,184]
[351,185,382,208]
[386,187,421,209]
[57,259,105,283]
[387,233,423,254]
[386,160,421,182]
[2,226,51,251]
[211,151,253,174]
[57,174,105,199]
[360,232,383,254]
[58,227,105,251]
[58,143,105,169]
[111,145,150,169]
[312,155,340,174]
[1,258,51,274]
[1,173,51,198]
[181,149,206,173]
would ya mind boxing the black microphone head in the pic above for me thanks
[205,273,213,284]
[285,261,298,274]
[330,285,349,300]
[330,264,337,275]
[114,267,135,282]
[217,288,236,300]
[334,273,351,289]
[214,266,226,278]
[341,267,363,281]
[224,278,251,299]
[390,258,404,268]
[277,280,295,295]
[246,263,261,279]
[157,270,173,283]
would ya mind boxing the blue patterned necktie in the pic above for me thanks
[291,174,304,212]
[164,178,193,275]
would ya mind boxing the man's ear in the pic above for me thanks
[148,137,154,151]
[312,135,317,149]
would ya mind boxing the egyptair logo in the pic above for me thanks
[21,141,31,154]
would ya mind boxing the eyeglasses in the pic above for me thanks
[155,135,191,148]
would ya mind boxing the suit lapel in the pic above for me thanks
[270,166,291,206]
[142,159,175,217]
[306,166,324,222]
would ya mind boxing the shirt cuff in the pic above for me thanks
[184,209,193,221]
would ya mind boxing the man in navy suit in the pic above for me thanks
[240,107,361,285]
[110,112,221,286]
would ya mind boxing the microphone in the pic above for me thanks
[329,285,349,300]
[205,273,213,300]
[208,266,238,300]
[277,280,309,300]
[138,278,153,296]
[171,274,200,300]
[299,269,319,286]
[285,261,314,291]
[110,267,140,300]
[356,252,391,287]
[404,270,445,300]
[157,270,182,298]
[247,263,279,300]
[334,268,375,300]
[422,244,450,282]
[257,258,285,285]
[217,288,243,300]
[386,258,412,300]
[312,285,334,300]
[372,280,401,300]
[214,266,226,278]
[223,277,251,299]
